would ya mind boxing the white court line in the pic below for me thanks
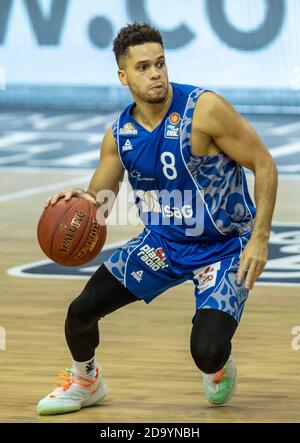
[7,257,300,288]
[0,152,41,165]
[1,165,300,180]
[258,172,300,180]
[7,240,130,280]
[0,131,103,150]
[67,113,117,131]
[0,166,94,174]
[236,105,300,114]
[278,164,300,172]
[278,174,300,180]
[247,121,275,129]
[0,113,17,123]
[267,120,300,136]
[1,130,101,139]
[269,141,300,158]
[28,149,100,167]
[0,142,63,165]
[27,113,45,122]
[6,222,300,287]
[271,221,300,226]
[7,259,88,280]
[0,132,39,149]
[29,114,78,129]
[0,142,62,152]
[0,175,91,203]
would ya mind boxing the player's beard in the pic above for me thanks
[141,85,168,104]
[146,95,167,104]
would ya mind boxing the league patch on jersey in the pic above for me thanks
[164,112,181,139]
[120,122,138,136]
[193,262,221,293]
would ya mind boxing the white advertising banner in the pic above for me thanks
[1,0,299,89]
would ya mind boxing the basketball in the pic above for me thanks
[37,197,106,266]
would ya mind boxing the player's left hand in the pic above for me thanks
[237,237,269,290]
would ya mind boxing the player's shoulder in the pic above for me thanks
[101,125,117,151]
[194,91,232,121]
[171,81,203,98]
[193,91,238,136]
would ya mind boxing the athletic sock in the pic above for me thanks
[72,356,97,380]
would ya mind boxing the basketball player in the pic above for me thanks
[37,23,278,415]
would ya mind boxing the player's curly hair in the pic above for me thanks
[113,22,163,67]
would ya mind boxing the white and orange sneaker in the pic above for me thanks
[37,365,108,415]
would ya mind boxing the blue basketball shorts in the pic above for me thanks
[104,227,251,323]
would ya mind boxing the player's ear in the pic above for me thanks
[118,68,128,86]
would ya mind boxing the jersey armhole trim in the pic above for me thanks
[115,116,126,170]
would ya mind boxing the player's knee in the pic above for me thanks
[66,290,97,331]
[190,340,230,374]
[66,299,81,323]
[65,301,85,333]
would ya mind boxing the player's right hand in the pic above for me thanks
[43,188,97,209]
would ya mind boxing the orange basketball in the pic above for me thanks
[37,197,106,266]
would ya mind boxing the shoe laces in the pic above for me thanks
[212,368,225,385]
[51,368,98,392]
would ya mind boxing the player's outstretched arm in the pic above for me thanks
[193,92,278,290]
[44,127,124,215]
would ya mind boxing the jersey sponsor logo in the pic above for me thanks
[165,113,181,139]
[135,190,193,220]
[131,270,144,282]
[137,245,169,271]
[129,170,155,182]
[122,139,133,151]
[161,204,193,219]
[120,122,138,136]
[193,262,221,293]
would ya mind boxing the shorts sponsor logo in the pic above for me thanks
[137,245,168,271]
[194,262,221,293]
[155,247,166,261]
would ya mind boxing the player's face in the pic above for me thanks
[118,43,169,104]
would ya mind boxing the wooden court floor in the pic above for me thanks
[1,169,300,423]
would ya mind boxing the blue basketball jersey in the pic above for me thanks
[112,82,256,242]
